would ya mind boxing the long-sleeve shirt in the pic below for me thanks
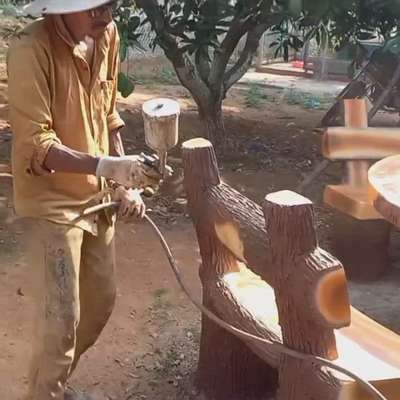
[7,15,124,234]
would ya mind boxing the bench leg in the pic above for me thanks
[196,287,278,400]
[330,213,392,281]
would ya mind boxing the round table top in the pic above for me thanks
[368,154,400,227]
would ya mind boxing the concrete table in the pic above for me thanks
[369,155,400,228]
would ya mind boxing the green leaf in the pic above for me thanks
[118,72,135,98]
[119,41,128,62]
[170,4,182,14]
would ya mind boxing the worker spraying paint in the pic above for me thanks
[6,1,179,399]
[5,1,390,400]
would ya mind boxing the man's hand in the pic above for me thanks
[96,155,162,188]
[114,186,146,219]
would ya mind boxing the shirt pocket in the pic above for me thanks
[100,80,114,115]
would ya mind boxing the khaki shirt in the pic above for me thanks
[7,16,124,234]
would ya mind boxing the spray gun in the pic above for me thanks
[142,98,180,178]
[79,98,181,218]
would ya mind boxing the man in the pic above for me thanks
[7,1,161,399]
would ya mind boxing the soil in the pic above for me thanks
[1,28,400,400]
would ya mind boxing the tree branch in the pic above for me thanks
[136,0,211,107]
[223,25,267,91]
[195,48,211,85]
[208,15,253,89]
[136,0,178,58]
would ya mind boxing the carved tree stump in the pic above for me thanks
[264,191,351,400]
[183,138,278,400]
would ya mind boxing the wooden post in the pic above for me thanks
[183,138,278,400]
[343,99,369,188]
[264,191,350,400]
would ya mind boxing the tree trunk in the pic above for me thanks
[197,95,226,149]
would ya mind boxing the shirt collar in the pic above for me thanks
[47,15,76,48]
[46,15,109,56]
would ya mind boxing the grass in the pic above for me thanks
[244,83,268,108]
[278,85,336,110]
[157,67,179,85]
[241,81,336,111]
[136,67,179,87]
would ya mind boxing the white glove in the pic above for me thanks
[114,186,146,219]
[96,155,161,188]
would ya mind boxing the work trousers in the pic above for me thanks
[25,214,116,400]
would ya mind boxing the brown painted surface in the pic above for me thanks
[316,268,350,327]
[182,138,278,400]
[323,127,400,161]
[324,184,382,220]
[182,138,400,399]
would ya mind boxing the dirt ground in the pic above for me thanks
[1,26,400,399]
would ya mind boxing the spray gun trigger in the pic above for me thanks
[140,152,158,168]
[140,152,173,177]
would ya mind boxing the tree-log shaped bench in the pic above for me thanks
[322,98,400,281]
[182,138,400,400]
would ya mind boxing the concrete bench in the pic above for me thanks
[182,138,400,400]
[322,99,400,280]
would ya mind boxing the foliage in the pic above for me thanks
[128,0,294,143]
[113,0,142,62]
[140,1,272,52]
[113,0,141,97]
[117,71,135,97]
[269,16,304,61]
[114,0,400,143]
[262,0,400,70]
[244,83,267,108]
[291,0,400,52]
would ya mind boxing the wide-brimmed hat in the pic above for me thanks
[24,0,113,16]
